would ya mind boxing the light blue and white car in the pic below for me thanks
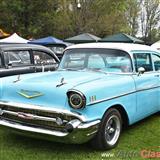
[0,43,160,150]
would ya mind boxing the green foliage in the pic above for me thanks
[140,0,160,44]
[0,0,159,43]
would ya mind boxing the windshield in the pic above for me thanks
[59,48,132,73]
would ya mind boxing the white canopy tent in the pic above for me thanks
[0,33,29,43]
[151,41,160,50]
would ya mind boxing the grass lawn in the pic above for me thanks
[0,113,159,160]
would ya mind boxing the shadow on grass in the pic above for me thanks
[7,135,91,151]
[2,112,159,153]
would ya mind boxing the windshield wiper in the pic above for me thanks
[85,68,108,74]
[58,68,83,71]
[58,68,108,74]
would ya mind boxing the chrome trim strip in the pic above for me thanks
[87,85,160,106]
[0,101,86,121]
[2,110,66,123]
[0,120,68,137]
[136,85,160,92]
[87,90,135,106]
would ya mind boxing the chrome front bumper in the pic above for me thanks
[0,101,100,144]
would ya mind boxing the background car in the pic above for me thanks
[0,44,59,77]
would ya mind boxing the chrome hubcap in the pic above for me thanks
[105,115,121,146]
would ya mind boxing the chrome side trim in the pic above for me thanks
[87,85,160,106]
[0,101,86,121]
[136,85,160,92]
[0,120,68,137]
[87,90,135,106]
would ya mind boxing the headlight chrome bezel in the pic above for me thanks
[67,90,86,109]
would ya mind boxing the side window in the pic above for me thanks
[63,53,85,69]
[32,51,56,65]
[152,54,160,71]
[4,51,31,66]
[134,53,153,72]
[49,46,65,54]
[88,54,105,69]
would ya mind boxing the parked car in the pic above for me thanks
[39,43,72,60]
[0,43,160,150]
[0,44,59,77]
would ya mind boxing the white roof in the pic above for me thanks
[0,33,29,43]
[151,41,160,49]
[66,42,158,53]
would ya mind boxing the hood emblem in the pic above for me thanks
[56,77,67,87]
[18,89,43,99]
[89,95,97,102]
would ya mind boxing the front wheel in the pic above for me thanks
[90,108,122,150]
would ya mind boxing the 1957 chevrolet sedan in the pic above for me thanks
[0,43,160,150]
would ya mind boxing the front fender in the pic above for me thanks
[70,75,137,124]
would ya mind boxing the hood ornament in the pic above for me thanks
[13,75,21,83]
[56,77,67,87]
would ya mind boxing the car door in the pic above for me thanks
[132,52,159,120]
[2,50,34,77]
[152,53,160,111]
[32,50,58,72]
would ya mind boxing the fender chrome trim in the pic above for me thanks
[87,85,160,106]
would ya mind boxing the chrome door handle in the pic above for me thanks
[154,75,160,77]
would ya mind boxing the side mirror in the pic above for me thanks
[138,67,145,75]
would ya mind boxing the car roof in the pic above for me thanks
[66,42,159,53]
[0,43,51,51]
[0,43,60,62]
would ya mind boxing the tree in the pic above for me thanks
[1,0,159,43]
[139,0,160,43]
[125,0,140,36]
[0,0,59,38]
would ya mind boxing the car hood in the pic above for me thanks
[0,71,134,113]
[0,71,103,110]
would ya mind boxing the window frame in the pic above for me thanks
[3,49,33,67]
[133,52,153,73]
[31,49,58,65]
[151,53,160,71]
[60,48,133,73]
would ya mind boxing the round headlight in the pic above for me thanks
[68,92,86,109]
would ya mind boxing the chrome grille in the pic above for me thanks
[0,104,76,132]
